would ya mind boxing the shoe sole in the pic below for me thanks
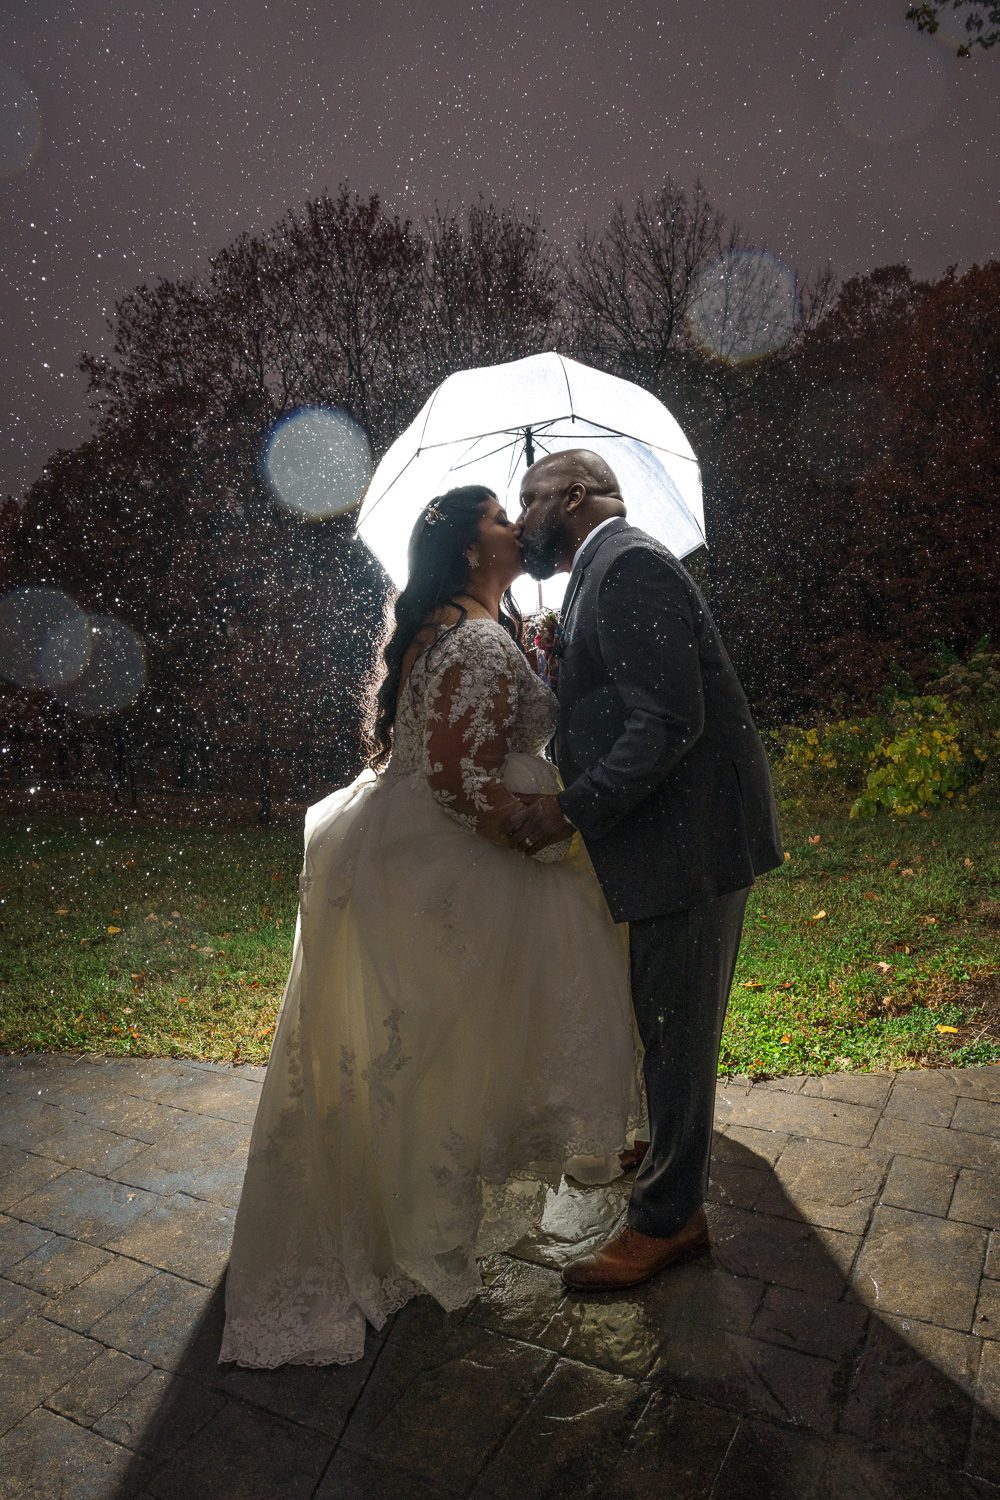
[560,1236,710,1292]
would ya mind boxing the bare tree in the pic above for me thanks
[567,179,729,384]
[418,199,562,384]
[272,189,427,448]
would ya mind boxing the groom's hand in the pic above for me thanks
[503,794,574,854]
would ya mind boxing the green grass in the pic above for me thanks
[0,816,300,1064]
[1,800,998,1076]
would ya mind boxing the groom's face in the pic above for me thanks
[516,476,571,580]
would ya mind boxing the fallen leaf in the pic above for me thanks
[177,996,189,1004]
[863,891,880,901]
[875,961,892,973]
[780,1034,791,1044]
[920,915,938,927]
[807,834,822,846]
[936,1025,959,1034]
[55,906,69,916]
[171,911,181,918]
[783,852,792,862]
[106,925,122,935]
[811,910,827,922]
[964,858,974,868]
[743,980,764,990]
[145,913,158,922]
[901,868,915,877]
[889,860,899,869]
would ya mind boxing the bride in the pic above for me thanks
[220,484,643,1368]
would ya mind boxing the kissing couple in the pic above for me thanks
[220,447,783,1369]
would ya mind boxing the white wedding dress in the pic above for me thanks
[220,617,644,1368]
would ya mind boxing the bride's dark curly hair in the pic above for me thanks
[366,485,524,770]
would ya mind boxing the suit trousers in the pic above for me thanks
[626,885,750,1238]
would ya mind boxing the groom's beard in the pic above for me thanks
[520,515,563,580]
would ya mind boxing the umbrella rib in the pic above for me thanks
[449,435,527,471]
[549,418,700,465]
[413,419,559,454]
[415,381,445,452]
[359,433,488,519]
[555,353,576,416]
[413,417,698,467]
[359,452,420,519]
[506,436,524,491]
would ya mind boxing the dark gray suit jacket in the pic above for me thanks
[554,519,783,923]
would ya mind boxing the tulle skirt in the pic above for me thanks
[220,756,643,1367]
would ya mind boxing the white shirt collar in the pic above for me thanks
[571,516,621,574]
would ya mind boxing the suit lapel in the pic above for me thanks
[560,518,631,641]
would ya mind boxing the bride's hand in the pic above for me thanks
[503,794,573,854]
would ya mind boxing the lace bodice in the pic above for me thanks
[389,617,558,840]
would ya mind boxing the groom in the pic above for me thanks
[506,449,783,1290]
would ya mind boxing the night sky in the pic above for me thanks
[2,0,997,504]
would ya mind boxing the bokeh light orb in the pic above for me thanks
[688,251,797,365]
[54,615,147,716]
[835,27,948,146]
[39,610,94,689]
[0,587,90,690]
[0,65,42,178]
[265,407,373,520]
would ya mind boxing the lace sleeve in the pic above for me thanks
[423,626,524,843]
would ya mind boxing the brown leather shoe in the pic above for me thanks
[561,1207,709,1291]
[617,1139,650,1174]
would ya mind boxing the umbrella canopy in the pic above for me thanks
[356,352,705,611]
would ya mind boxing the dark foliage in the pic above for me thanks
[2,183,996,791]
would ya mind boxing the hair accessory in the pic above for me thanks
[465,550,480,570]
[424,502,444,525]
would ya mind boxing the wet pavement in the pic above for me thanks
[1,1053,999,1498]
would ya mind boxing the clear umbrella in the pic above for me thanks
[356,351,704,611]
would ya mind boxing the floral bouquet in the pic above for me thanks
[527,608,561,689]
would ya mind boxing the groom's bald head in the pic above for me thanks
[517,448,626,579]
[524,449,624,503]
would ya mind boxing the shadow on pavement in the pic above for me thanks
[108,1134,1000,1499]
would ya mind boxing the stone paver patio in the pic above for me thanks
[1,1053,999,1498]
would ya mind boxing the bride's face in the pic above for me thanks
[474,498,523,585]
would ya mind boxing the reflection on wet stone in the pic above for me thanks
[4,1066,1000,1495]
[476,1360,644,1498]
[539,1288,665,1378]
[467,1257,565,1342]
[506,1174,628,1269]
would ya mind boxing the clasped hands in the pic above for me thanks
[501,793,574,854]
